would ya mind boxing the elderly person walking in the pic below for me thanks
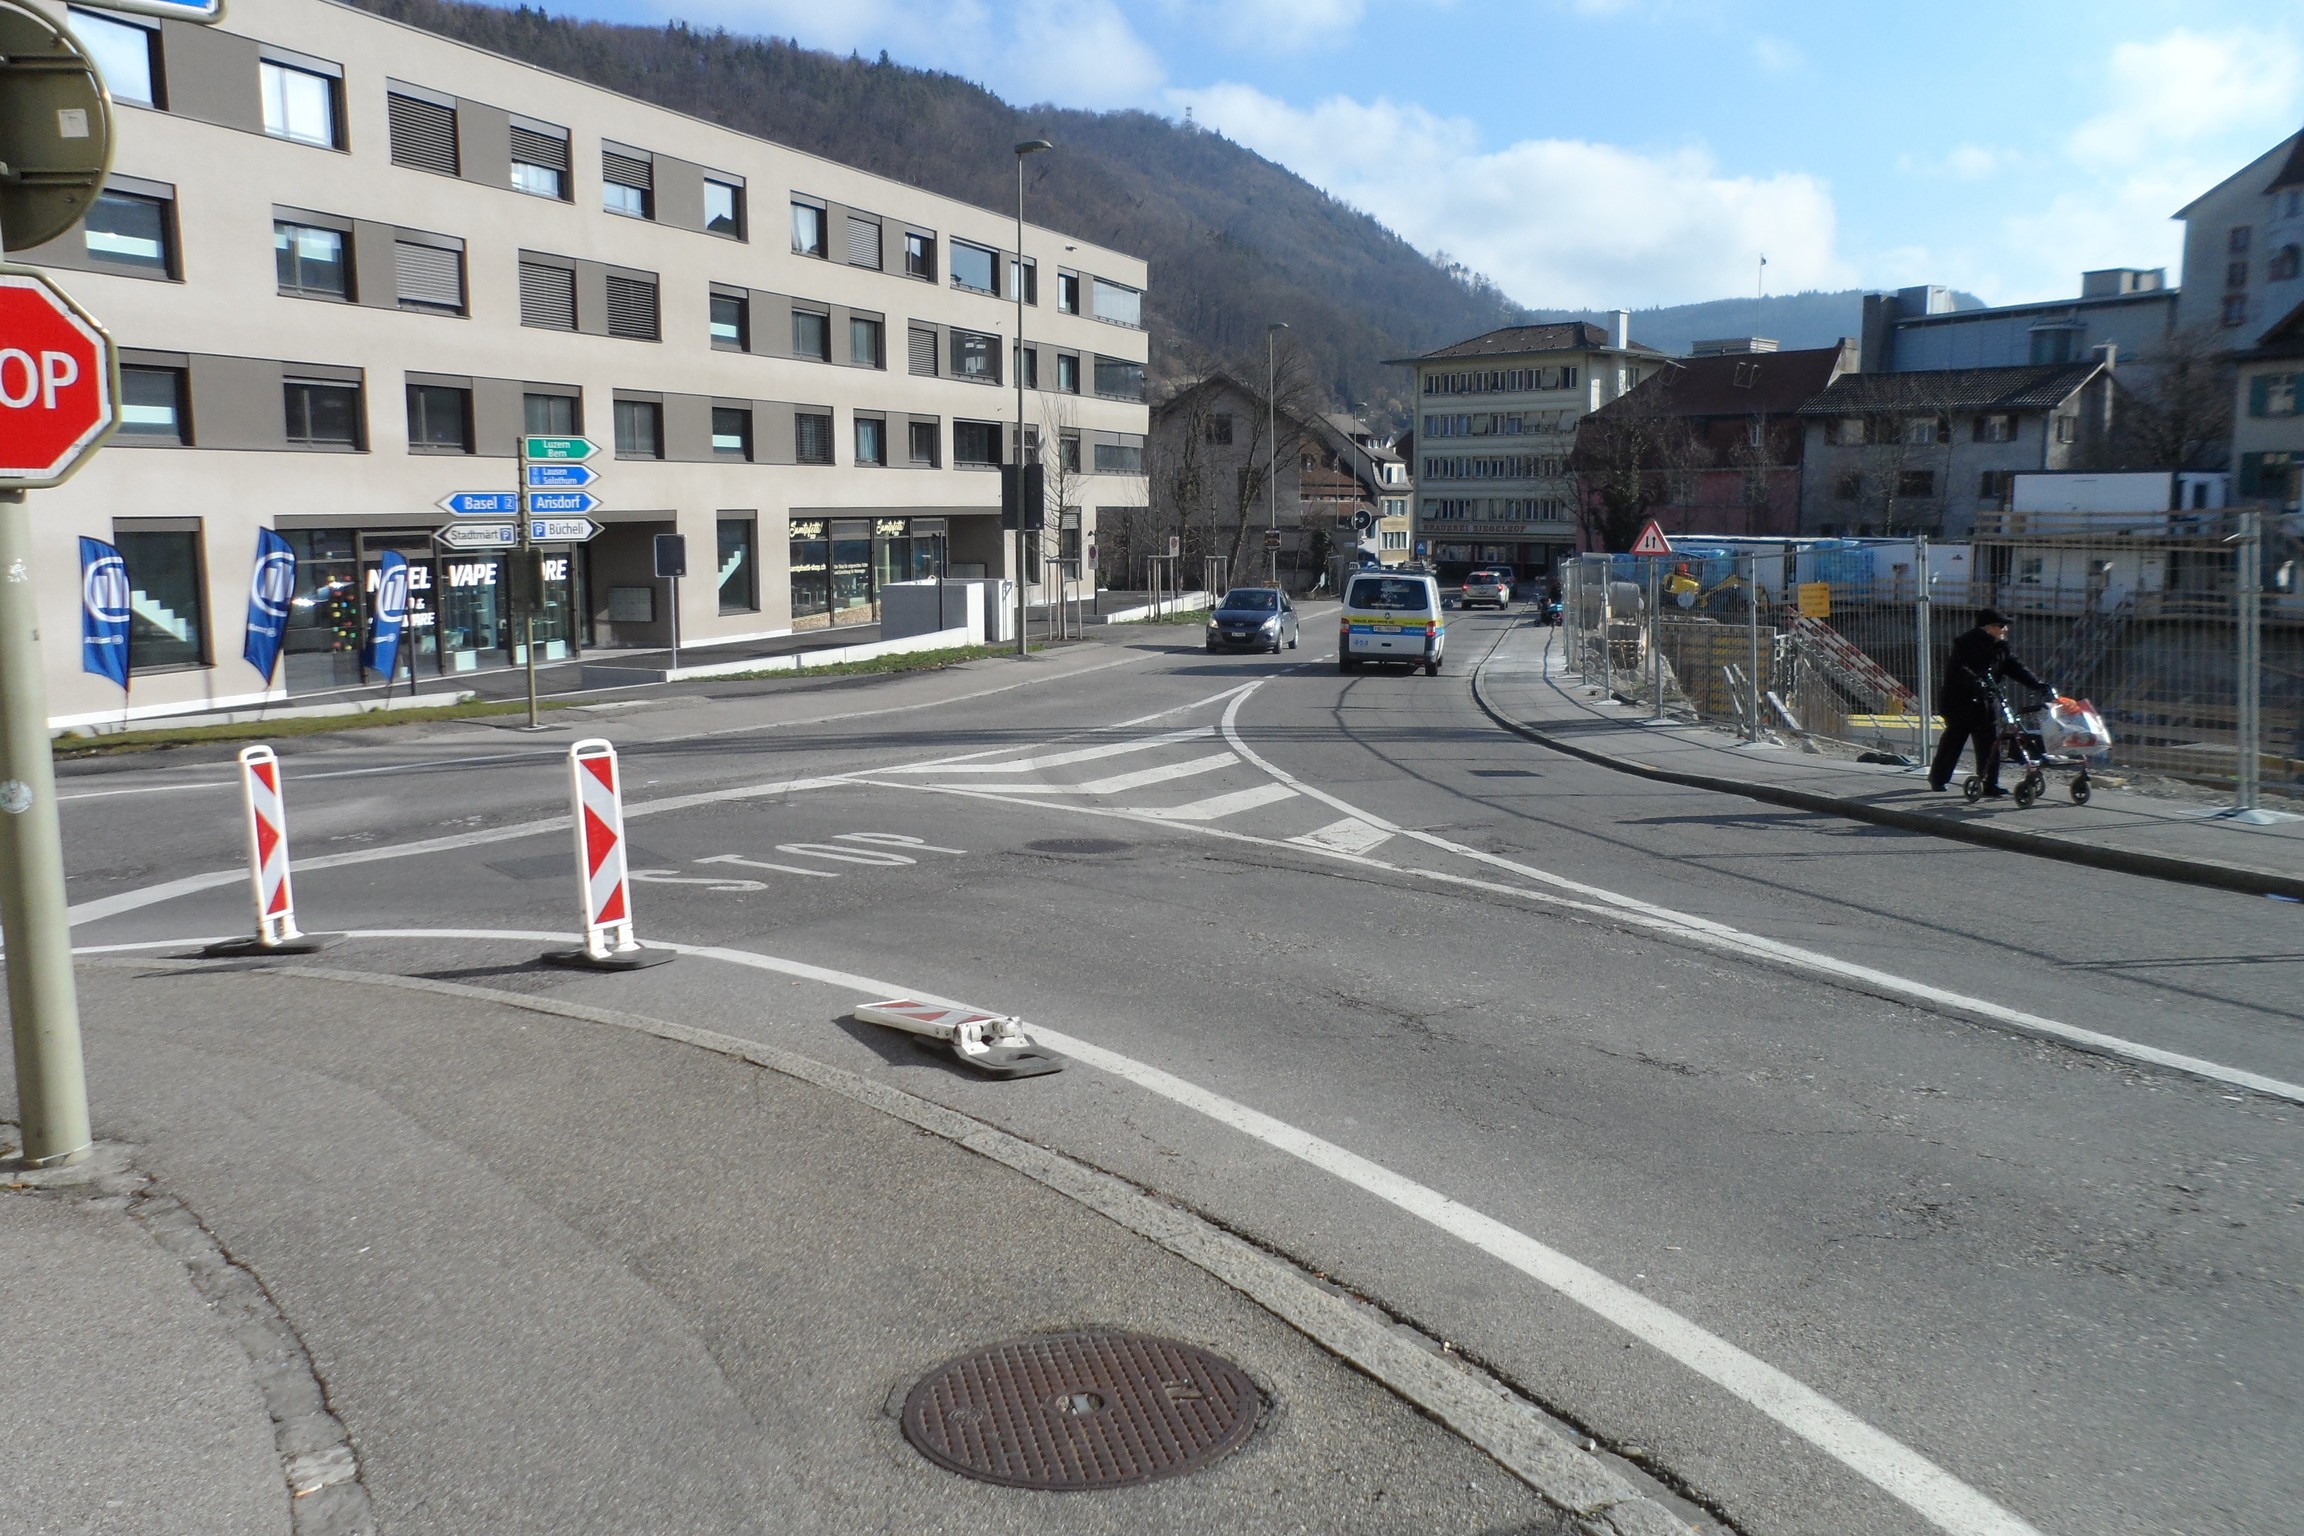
[1928,608,2047,797]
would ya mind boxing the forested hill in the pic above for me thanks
[344,0,1526,419]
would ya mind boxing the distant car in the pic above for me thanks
[1461,568,1513,609]
[1205,587,1299,654]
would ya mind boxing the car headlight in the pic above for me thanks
[1261,616,1280,630]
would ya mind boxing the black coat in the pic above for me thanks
[1938,625,2044,714]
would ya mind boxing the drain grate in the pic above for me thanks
[900,1330,1260,1490]
[1025,838,1133,856]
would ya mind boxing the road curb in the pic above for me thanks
[1470,655,2304,904]
[110,958,1710,1536]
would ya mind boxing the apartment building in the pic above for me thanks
[1862,271,2176,374]
[1390,316,1666,582]
[17,0,1150,725]
[2232,299,2304,506]
[2175,130,2304,349]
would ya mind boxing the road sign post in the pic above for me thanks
[654,533,686,674]
[509,435,601,728]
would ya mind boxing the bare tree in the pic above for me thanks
[1220,338,1320,577]
[1571,373,1704,551]
[2083,325,2235,473]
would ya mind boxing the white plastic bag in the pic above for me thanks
[2043,696,2113,757]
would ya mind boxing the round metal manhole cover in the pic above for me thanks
[1025,837,1133,856]
[900,1330,1260,1489]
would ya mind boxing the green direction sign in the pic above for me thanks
[522,435,599,461]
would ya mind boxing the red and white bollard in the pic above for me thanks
[201,745,336,956]
[542,737,671,970]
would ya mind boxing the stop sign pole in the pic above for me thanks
[0,264,116,1169]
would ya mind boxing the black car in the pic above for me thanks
[1205,588,1299,653]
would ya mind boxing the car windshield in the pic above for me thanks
[1471,571,1505,582]
[1348,577,1431,612]
[1219,589,1278,611]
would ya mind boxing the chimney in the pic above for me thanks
[2092,341,2118,370]
[1610,309,1630,350]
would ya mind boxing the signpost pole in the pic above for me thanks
[0,487,92,1167]
[519,438,539,730]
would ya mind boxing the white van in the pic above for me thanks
[1338,570,1446,675]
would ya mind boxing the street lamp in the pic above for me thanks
[1268,321,1288,587]
[1013,137,1052,657]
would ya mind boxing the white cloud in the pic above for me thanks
[1751,35,1801,73]
[2069,26,2302,168]
[1168,83,1851,308]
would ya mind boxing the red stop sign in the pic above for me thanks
[0,271,116,488]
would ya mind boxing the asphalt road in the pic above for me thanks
[51,609,2304,1536]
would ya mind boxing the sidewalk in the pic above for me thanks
[1,958,1698,1536]
[1474,620,2304,901]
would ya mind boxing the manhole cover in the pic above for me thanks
[1025,838,1133,856]
[900,1330,1260,1489]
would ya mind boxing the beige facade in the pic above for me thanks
[16,0,1148,726]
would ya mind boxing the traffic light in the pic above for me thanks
[1000,463,1045,532]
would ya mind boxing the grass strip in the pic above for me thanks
[718,642,1016,680]
[52,697,576,758]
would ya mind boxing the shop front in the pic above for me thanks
[790,515,948,630]
[1427,523,1573,590]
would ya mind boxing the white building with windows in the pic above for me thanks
[17,0,1149,724]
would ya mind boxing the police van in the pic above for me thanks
[1337,570,1446,675]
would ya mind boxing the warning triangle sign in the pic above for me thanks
[1629,521,1673,557]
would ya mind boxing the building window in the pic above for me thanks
[519,259,576,330]
[846,214,881,267]
[1903,415,1945,446]
[1094,440,1143,474]
[613,398,662,458]
[2271,245,2304,282]
[1834,471,1862,501]
[952,420,999,467]
[705,178,745,238]
[951,329,999,382]
[905,231,935,279]
[406,382,472,452]
[717,515,757,613]
[115,528,207,672]
[1009,256,1037,306]
[711,406,752,458]
[2229,225,2252,255]
[387,91,458,175]
[710,291,749,349]
[1058,271,1079,314]
[2250,372,2300,417]
[1093,355,1144,401]
[524,392,579,434]
[283,378,362,449]
[393,240,465,314]
[792,202,827,257]
[1895,469,1935,498]
[1205,413,1233,445]
[509,123,569,199]
[604,273,659,341]
[1014,345,1037,389]
[903,420,937,467]
[2227,260,2249,290]
[795,411,834,465]
[2029,328,2077,365]
[1090,277,1143,328]
[2222,294,2249,328]
[274,220,348,298]
[850,315,883,368]
[70,10,160,108]
[118,366,186,442]
[792,309,830,361]
[1972,413,2016,442]
[855,416,886,466]
[2053,414,2077,444]
[260,59,341,148]
[83,188,173,276]
[1056,353,1079,394]
[1059,430,1081,472]
[603,148,653,219]
[1978,470,2012,504]
[908,325,937,377]
[950,240,997,294]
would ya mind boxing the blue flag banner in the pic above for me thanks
[79,536,130,690]
[361,550,409,679]
[243,528,296,683]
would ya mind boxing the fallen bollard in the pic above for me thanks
[201,745,339,957]
[541,737,673,971]
[853,999,1063,1078]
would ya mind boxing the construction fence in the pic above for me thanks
[1559,509,2303,806]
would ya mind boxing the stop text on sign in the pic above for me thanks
[0,349,83,410]
[0,271,117,489]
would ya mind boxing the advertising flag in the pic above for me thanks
[361,550,409,679]
[243,528,296,682]
[79,536,130,689]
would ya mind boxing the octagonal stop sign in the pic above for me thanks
[0,268,115,488]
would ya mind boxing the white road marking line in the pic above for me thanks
[162,925,2039,1536]
[628,869,767,892]
[880,725,1216,775]
[58,779,236,801]
[774,842,917,866]
[697,854,838,879]
[1130,782,1300,821]
[836,833,967,855]
[1291,816,1395,854]
[1074,751,1239,796]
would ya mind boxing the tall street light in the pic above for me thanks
[1013,137,1052,657]
[1267,321,1288,588]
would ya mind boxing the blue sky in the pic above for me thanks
[497,0,2304,312]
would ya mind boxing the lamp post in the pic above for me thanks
[1013,137,1052,656]
[1267,321,1288,588]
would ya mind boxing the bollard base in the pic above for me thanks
[539,945,676,972]
[196,933,344,958]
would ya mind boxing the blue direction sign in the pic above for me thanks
[439,490,520,517]
[525,462,600,490]
[525,490,600,515]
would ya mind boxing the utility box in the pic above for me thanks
[881,579,994,644]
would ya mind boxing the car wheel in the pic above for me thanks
[1425,655,1442,676]
[1339,657,1357,673]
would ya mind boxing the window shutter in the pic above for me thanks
[908,326,937,377]
[604,274,659,341]
[602,149,652,191]
[387,93,458,175]
[795,412,832,464]
[509,125,568,170]
[847,216,881,268]
[2250,375,2271,417]
[394,242,464,310]
[519,261,575,330]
